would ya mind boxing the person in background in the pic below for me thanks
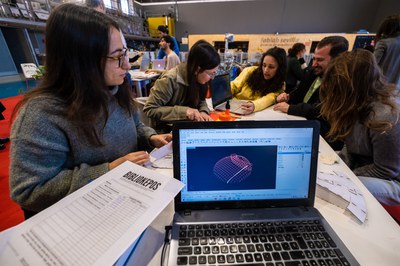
[157,25,180,60]
[320,49,400,205]
[85,0,105,13]
[286,42,307,93]
[147,35,180,73]
[374,14,400,90]
[0,101,9,151]
[143,40,220,133]
[274,36,349,150]
[230,47,287,115]
[9,4,171,219]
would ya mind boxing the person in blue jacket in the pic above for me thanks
[157,25,180,60]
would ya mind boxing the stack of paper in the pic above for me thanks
[0,161,183,265]
[317,171,367,223]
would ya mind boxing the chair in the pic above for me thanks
[382,205,400,225]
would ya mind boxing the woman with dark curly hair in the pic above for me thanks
[320,48,400,205]
[230,47,287,115]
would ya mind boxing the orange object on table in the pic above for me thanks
[219,108,232,121]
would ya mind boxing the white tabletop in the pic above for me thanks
[126,106,400,266]
[129,70,159,81]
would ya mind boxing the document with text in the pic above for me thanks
[0,161,184,266]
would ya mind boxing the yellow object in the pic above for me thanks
[231,66,284,112]
[147,17,175,38]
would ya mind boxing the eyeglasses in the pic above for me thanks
[106,48,128,68]
[204,70,217,79]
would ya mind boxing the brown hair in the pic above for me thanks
[288,43,305,57]
[375,14,400,44]
[246,47,287,96]
[11,4,134,146]
[185,40,220,108]
[320,49,398,141]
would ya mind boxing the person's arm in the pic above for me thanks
[129,54,141,63]
[9,102,110,213]
[198,99,210,114]
[287,88,320,118]
[231,67,253,97]
[373,40,386,65]
[287,102,315,117]
[143,75,189,122]
[352,124,400,179]
[172,36,180,56]
[252,89,284,112]
[145,69,164,74]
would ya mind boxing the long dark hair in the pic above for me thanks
[246,47,287,96]
[12,3,134,146]
[185,40,220,107]
[185,40,221,108]
[320,49,398,141]
[375,14,400,44]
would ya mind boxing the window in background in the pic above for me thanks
[121,0,128,14]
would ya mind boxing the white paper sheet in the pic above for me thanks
[0,161,183,266]
[145,141,173,169]
[317,171,367,223]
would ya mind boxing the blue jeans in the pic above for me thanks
[358,176,400,205]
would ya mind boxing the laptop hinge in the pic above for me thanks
[184,209,191,216]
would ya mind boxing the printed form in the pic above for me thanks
[0,161,184,266]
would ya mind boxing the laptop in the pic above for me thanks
[140,53,151,71]
[152,59,166,70]
[211,73,247,115]
[168,120,359,265]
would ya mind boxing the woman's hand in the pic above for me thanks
[150,134,172,148]
[200,112,213,121]
[273,102,289,113]
[276,93,289,103]
[240,102,255,115]
[186,108,203,121]
[109,151,150,170]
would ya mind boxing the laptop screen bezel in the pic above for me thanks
[210,73,232,108]
[172,120,320,212]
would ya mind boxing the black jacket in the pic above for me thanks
[287,70,343,150]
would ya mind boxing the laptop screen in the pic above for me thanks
[211,73,232,108]
[352,35,375,50]
[152,59,166,70]
[173,120,320,211]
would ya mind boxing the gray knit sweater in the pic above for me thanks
[10,93,156,212]
[339,101,400,181]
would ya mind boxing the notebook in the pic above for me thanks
[152,59,166,70]
[211,73,247,115]
[167,120,359,266]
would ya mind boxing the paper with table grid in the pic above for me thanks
[0,161,183,266]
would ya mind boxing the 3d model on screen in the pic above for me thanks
[213,154,253,184]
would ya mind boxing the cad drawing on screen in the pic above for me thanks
[213,154,253,184]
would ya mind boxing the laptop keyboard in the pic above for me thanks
[175,219,351,266]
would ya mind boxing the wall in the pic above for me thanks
[187,33,372,53]
[143,0,400,41]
